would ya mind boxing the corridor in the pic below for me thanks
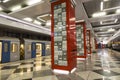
[0,49,120,80]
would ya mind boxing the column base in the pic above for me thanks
[53,68,77,74]
[77,58,86,60]
[88,54,91,56]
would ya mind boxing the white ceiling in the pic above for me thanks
[0,0,119,43]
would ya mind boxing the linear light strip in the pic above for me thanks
[100,2,104,11]
[0,14,50,32]
[53,68,76,74]
[107,29,120,43]
[75,20,85,23]
[53,69,69,74]
[71,68,76,73]
[114,19,118,23]
[8,0,44,15]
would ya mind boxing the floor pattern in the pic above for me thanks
[0,49,120,80]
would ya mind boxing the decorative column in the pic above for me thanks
[94,38,98,49]
[86,30,91,55]
[76,21,87,60]
[51,0,77,74]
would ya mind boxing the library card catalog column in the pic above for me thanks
[51,0,77,74]
[76,22,87,60]
[86,30,91,55]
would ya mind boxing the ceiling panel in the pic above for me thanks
[83,0,120,18]
[104,0,120,10]
[8,0,50,19]
[83,0,101,18]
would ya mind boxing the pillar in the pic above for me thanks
[76,21,87,60]
[51,0,77,74]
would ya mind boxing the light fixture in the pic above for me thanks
[11,5,21,11]
[71,68,76,73]
[103,0,109,2]
[100,21,103,24]
[116,9,120,14]
[100,1,104,11]
[23,17,33,22]
[33,20,41,25]
[0,7,2,11]
[20,44,24,49]
[37,13,50,22]
[26,0,42,5]
[114,19,118,23]
[0,14,50,32]
[0,0,10,3]
[53,69,69,74]
[37,18,46,22]
[108,28,115,32]
[76,20,85,23]
[92,12,106,17]
[46,20,51,26]
[38,14,50,18]
[3,0,9,3]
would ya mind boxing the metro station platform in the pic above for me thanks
[0,49,120,80]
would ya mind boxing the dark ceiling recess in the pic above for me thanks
[0,25,51,41]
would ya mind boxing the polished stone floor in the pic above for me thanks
[0,49,120,80]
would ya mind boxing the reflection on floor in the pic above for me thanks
[0,49,120,80]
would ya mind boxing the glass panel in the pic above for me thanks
[46,45,50,50]
[28,44,31,51]
[4,42,8,52]
[36,44,42,56]
[11,43,18,53]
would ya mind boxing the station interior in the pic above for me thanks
[0,0,120,80]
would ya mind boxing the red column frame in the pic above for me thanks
[94,39,98,49]
[51,0,76,71]
[87,30,91,54]
[76,22,87,59]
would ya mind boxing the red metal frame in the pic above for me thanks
[76,22,87,58]
[87,30,91,54]
[94,38,98,49]
[51,0,77,71]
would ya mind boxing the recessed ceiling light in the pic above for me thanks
[11,5,21,11]
[26,0,43,5]
[108,28,115,32]
[37,18,46,22]
[114,19,118,23]
[46,20,51,26]
[0,7,3,11]
[37,13,50,22]
[100,21,103,24]
[104,0,109,2]
[116,9,120,14]
[92,12,106,17]
[38,14,50,18]
[3,0,10,3]
[0,0,9,3]
[23,17,33,22]
[100,2,104,11]
[33,20,41,25]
